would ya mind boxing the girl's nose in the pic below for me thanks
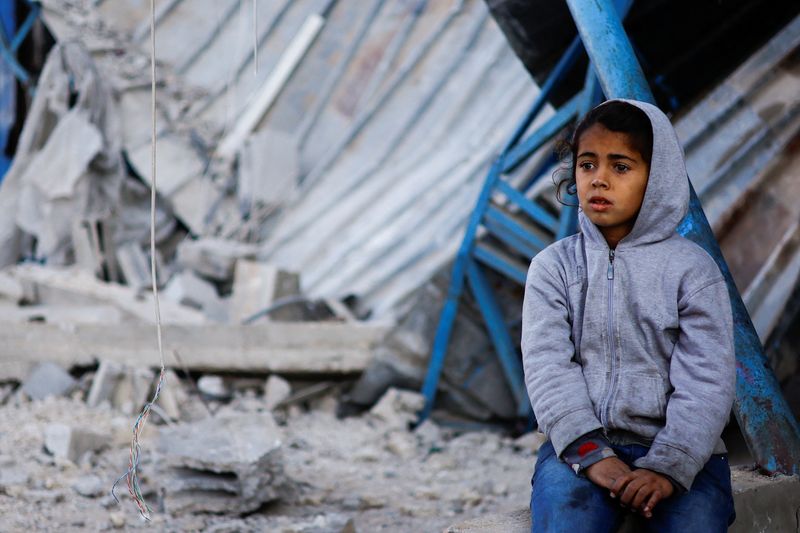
[591,177,608,189]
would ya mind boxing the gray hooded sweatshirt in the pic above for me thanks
[521,98,735,491]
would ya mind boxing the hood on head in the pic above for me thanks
[577,98,690,248]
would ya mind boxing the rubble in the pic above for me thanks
[196,375,232,402]
[21,362,76,401]
[157,413,288,514]
[86,360,152,415]
[264,374,292,411]
[43,423,109,463]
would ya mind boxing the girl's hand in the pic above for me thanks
[584,457,632,490]
[609,468,674,518]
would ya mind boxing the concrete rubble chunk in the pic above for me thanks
[230,260,303,323]
[21,362,77,401]
[264,375,292,410]
[115,241,152,290]
[197,375,232,402]
[86,360,152,415]
[71,474,104,498]
[157,370,189,422]
[370,387,426,430]
[175,238,259,282]
[44,423,110,463]
[163,271,225,320]
[157,413,288,514]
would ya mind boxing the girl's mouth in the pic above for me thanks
[588,196,612,212]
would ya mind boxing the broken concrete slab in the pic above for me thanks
[86,360,152,415]
[230,260,302,323]
[21,363,77,401]
[127,134,205,197]
[7,264,205,324]
[0,321,388,381]
[44,423,110,463]
[115,241,152,290]
[163,271,224,319]
[264,375,292,411]
[237,128,299,211]
[156,370,190,422]
[157,413,287,514]
[0,303,123,325]
[175,238,259,282]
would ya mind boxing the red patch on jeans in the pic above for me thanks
[577,442,599,457]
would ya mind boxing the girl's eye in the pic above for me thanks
[615,163,629,172]
[578,161,594,170]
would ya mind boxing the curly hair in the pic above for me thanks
[553,100,653,205]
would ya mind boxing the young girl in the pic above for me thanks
[521,98,736,532]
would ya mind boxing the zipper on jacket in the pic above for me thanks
[601,249,616,426]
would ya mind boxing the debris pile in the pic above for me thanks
[157,413,288,514]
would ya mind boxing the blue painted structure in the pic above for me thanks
[565,0,800,478]
[418,0,631,422]
[421,0,800,476]
[0,0,41,182]
[0,1,16,180]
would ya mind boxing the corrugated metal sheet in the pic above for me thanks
[39,2,800,332]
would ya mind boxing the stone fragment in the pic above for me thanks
[264,374,292,410]
[44,424,110,463]
[370,387,426,430]
[71,474,104,497]
[86,360,152,415]
[230,260,302,323]
[197,375,232,401]
[21,362,77,400]
[157,413,287,514]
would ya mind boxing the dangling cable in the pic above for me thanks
[111,0,167,520]
[253,0,258,75]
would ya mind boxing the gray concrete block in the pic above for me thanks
[264,374,292,410]
[21,362,77,400]
[230,260,302,323]
[86,360,152,415]
[44,424,110,463]
[157,413,287,514]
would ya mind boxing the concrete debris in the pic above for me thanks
[163,271,225,320]
[86,360,152,415]
[230,260,303,323]
[369,387,426,430]
[157,413,288,514]
[114,241,151,291]
[264,374,292,411]
[71,475,104,498]
[176,238,259,282]
[157,370,190,422]
[21,362,77,401]
[43,423,110,463]
[0,41,124,267]
[197,375,233,402]
[0,321,388,381]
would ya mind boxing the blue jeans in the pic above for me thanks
[530,440,735,533]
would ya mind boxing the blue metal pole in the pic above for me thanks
[565,0,800,476]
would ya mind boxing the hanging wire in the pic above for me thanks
[111,0,167,520]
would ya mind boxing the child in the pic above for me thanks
[521,98,736,532]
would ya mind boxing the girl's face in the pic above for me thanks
[575,123,650,248]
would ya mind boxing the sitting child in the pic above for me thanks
[522,98,736,532]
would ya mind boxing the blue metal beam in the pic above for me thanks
[565,0,800,476]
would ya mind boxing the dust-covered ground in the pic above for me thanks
[0,384,539,533]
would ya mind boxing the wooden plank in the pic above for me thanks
[0,321,390,380]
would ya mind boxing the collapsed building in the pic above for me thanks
[0,0,798,531]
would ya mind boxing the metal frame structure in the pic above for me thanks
[420,0,800,476]
[0,0,40,93]
[418,0,630,422]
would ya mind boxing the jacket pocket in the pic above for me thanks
[610,374,667,431]
[582,371,607,420]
